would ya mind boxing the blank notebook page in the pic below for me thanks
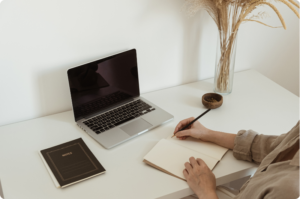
[166,135,228,160]
[143,139,219,180]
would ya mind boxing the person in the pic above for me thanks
[173,118,299,199]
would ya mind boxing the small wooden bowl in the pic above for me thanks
[202,93,223,109]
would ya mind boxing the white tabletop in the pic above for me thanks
[0,70,298,199]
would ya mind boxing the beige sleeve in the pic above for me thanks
[232,129,286,163]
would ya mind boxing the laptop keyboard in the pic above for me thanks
[83,99,155,134]
[74,91,132,119]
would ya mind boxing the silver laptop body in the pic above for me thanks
[67,49,173,149]
[0,180,4,199]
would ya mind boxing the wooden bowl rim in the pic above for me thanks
[202,93,223,103]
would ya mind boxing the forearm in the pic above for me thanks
[196,190,219,199]
[205,129,236,150]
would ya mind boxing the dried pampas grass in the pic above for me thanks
[185,0,300,93]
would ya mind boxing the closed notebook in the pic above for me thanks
[39,138,105,188]
[143,136,228,180]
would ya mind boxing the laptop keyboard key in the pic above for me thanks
[114,116,135,126]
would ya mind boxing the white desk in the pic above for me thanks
[0,70,298,199]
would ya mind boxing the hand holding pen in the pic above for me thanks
[172,109,211,140]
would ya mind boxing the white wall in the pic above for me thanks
[0,0,298,126]
[237,2,299,97]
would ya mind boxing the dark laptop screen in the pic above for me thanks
[67,49,140,121]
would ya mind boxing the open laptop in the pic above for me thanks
[0,180,4,199]
[67,49,173,149]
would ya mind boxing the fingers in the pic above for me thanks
[180,136,188,140]
[189,157,198,168]
[196,158,207,168]
[174,117,195,134]
[184,162,193,173]
[176,130,191,139]
[183,169,189,178]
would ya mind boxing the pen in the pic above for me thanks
[172,109,211,138]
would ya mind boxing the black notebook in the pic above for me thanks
[39,138,105,188]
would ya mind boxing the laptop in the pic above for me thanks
[67,49,174,149]
[0,180,4,199]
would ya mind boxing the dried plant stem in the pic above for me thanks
[288,0,300,8]
[277,0,300,18]
[243,19,282,27]
[216,32,238,92]
[234,1,286,33]
[215,3,241,92]
[184,0,300,93]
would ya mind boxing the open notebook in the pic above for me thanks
[143,135,228,180]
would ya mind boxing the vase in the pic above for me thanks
[214,31,238,95]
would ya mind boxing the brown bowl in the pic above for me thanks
[202,93,223,109]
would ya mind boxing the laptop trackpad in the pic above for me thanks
[120,118,153,136]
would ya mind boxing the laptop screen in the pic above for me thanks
[67,49,140,121]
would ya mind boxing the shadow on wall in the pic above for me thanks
[37,66,73,118]
[181,10,202,84]
[180,9,218,85]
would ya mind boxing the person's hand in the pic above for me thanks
[183,157,218,199]
[173,117,211,141]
